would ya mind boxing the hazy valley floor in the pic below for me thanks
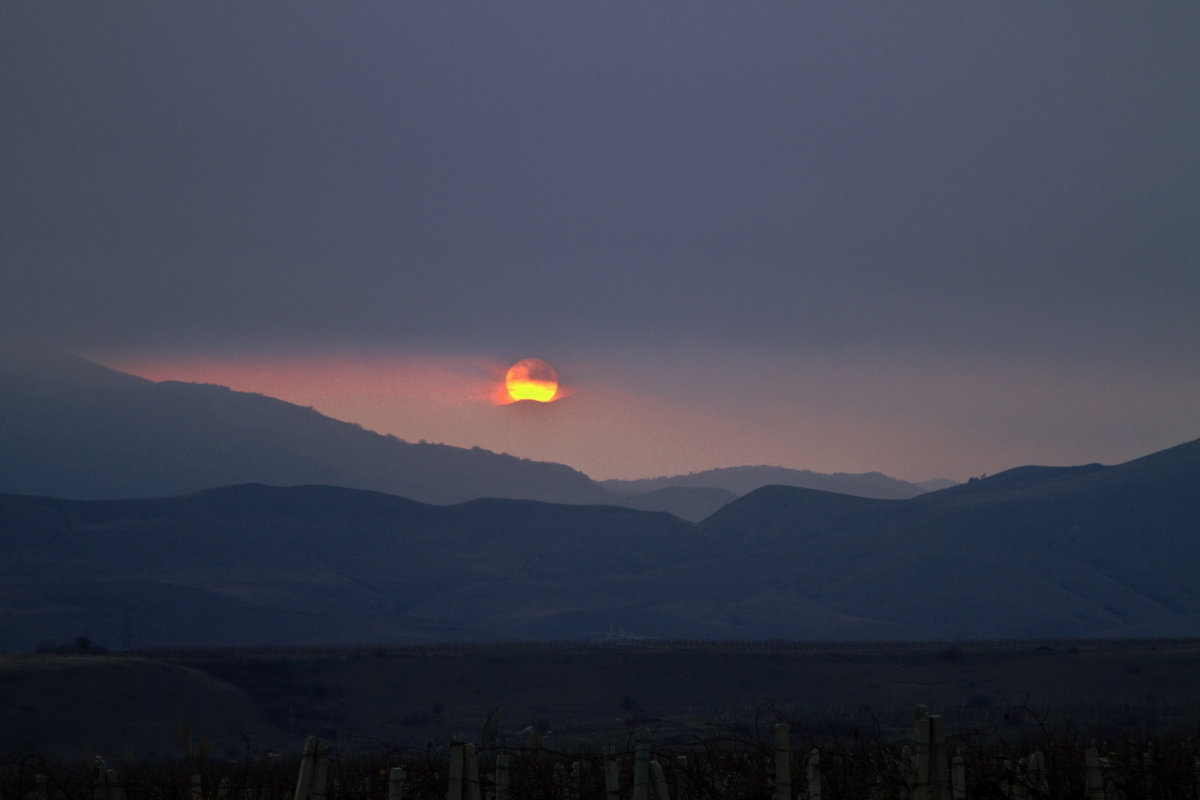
[4,639,1199,764]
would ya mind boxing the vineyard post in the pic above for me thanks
[604,748,620,800]
[312,740,328,800]
[774,723,791,800]
[464,743,481,800]
[495,754,509,800]
[1084,747,1104,800]
[1143,746,1153,800]
[1101,755,1118,800]
[294,737,317,800]
[92,758,108,800]
[1007,759,1028,800]
[805,750,821,800]
[107,770,123,800]
[387,767,407,800]
[554,763,568,799]
[1029,750,1047,797]
[950,753,965,800]
[912,706,951,800]
[901,744,914,798]
[633,738,650,800]
[650,760,670,800]
[571,762,582,800]
[447,737,465,800]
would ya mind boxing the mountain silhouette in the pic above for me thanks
[2,436,1198,649]
[0,345,606,505]
[602,465,943,501]
[602,485,739,522]
[0,346,949,514]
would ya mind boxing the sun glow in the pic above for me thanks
[505,358,558,402]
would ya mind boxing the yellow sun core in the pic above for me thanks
[505,358,558,402]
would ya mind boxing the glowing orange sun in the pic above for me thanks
[505,358,558,402]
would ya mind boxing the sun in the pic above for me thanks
[505,358,558,402]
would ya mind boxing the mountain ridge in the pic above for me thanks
[0,346,605,505]
[1,434,1197,649]
[601,464,940,500]
[0,346,952,515]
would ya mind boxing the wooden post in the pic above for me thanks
[805,750,821,800]
[1143,746,1154,800]
[448,738,465,800]
[312,741,328,800]
[900,745,913,800]
[189,775,203,800]
[495,755,510,800]
[912,707,950,800]
[93,758,108,800]
[465,743,481,800]
[1009,759,1028,800]
[388,767,407,800]
[1101,755,1117,800]
[553,764,568,800]
[1084,747,1105,800]
[633,739,650,800]
[774,723,791,800]
[913,707,930,800]
[294,737,318,800]
[108,770,123,800]
[1029,750,1047,797]
[650,761,670,800]
[604,748,620,800]
[951,753,966,800]
[570,762,582,800]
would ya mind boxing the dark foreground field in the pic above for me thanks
[4,639,1200,768]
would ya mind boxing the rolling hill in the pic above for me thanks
[1,437,1198,650]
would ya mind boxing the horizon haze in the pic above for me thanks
[3,4,1198,481]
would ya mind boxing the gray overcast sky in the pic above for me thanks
[3,3,1198,480]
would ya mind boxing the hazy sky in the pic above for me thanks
[4,4,1198,481]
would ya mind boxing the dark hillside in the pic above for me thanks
[0,485,711,651]
[2,437,1199,647]
[0,347,605,505]
[607,486,738,522]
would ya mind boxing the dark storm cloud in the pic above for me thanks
[3,4,1198,363]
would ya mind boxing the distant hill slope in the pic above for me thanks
[606,486,739,522]
[1,436,1198,649]
[701,436,1200,639]
[602,465,947,500]
[0,484,710,651]
[0,346,606,505]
